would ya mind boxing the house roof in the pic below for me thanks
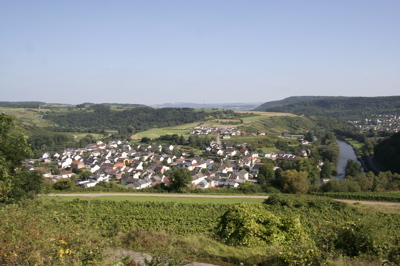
[113,162,124,168]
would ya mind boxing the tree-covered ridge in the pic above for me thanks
[253,96,340,111]
[42,105,237,133]
[374,131,400,174]
[75,102,147,108]
[0,101,46,108]
[254,96,400,120]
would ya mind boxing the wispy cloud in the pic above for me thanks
[1,57,13,62]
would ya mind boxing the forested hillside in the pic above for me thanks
[42,105,237,133]
[254,96,400,120]
[253,96,338,111]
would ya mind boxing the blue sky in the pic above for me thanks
[1,0,399,105]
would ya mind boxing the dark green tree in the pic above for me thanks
[237,182,262,194]
[278,170,309,194]
[259,161,275,183]
[345,159,361,178]
[168,168,192,192]
[320,161,334,179]
[0,113,44,203]
[140,137,151,144]
[294,158,320,185]
[53,179,75,191]
[257,174,267,185]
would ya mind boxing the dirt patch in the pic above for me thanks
[336,199,400,206]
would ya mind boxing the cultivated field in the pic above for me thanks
[131,111,297,140]
[131,124,197,140]
[0,107,52,127]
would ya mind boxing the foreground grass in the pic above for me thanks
[3,194,400,265]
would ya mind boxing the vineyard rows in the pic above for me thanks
[46,199,229,235]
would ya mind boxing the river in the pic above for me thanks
[335,140,362,179]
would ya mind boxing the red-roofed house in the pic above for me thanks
[71,160,85,169]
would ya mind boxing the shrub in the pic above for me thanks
[216,203,282,247]
[0,201,107,265]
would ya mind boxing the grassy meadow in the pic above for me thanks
[0,107,52,127]
[131,127,192,140]
[71,133,104,141]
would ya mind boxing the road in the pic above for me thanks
[46,193,400,206]
[46,193,269,199]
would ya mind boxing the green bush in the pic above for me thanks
[216,203,282,247]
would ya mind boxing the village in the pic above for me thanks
[348,114,400,133]
[24,135,309,191]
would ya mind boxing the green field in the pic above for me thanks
[69,133,104,141]
[239,111,297,123]
[132,127,192,140]
[344,138,364,150]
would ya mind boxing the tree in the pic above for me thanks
[168,168,192,192]
[294,158,320,185]
[304,131,314,142]
[345,159,361,178]
[320,160,334,179]
[0,113,44,203]
[279,170,309,194]
[140,137,151,144]
[257,174,267,185]
[53,179,75,191]
[237,182,262,194]
[259,161,275,184]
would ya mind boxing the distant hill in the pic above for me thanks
[76,103,147,108]
[152,102,263,111]
[254,96,400,120]
[0,101,46,108]
[253,96,340,111]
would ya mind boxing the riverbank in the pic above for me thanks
[335,140,362,178]
[337,138,384,174]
